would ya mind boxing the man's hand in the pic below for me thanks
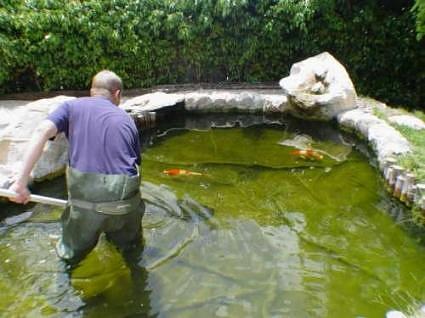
[9,180,31,204]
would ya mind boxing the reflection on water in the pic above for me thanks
[0,116,425,317]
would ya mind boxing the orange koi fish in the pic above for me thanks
[290,148,324,160]
[163,168,203,176]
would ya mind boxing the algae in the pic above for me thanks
[0,124,424,317]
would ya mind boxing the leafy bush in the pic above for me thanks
[0,0,423,109]
[412,0,425,40]
[307,1,424,108]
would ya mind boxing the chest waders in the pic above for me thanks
[56,167,144,264]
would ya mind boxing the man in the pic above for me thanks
[9,70,144,265]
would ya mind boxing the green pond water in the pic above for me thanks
[0,116,424,317]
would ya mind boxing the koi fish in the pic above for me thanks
[163,168,203,176]
[290,148,324,160]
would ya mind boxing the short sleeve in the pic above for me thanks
[129,118,141,165]
[134,125,141,165]
[47,102,69,134]
[117,117,141,164]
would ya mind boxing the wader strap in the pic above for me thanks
[69,193,140,215]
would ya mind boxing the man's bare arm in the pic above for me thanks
[9,120,58,204]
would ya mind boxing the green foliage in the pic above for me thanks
[412,205,425,227]
[306,1,424,109]
[0,0,423,109]
[412,0,425,40]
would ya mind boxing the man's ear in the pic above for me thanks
[111,89,121,105]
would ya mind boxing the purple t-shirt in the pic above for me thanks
[47,96,140,176]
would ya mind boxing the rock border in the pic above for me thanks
[337,98,424,210]
[124,90,425,213]
[1,90,424,214]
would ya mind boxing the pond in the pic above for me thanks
[0,114,424,318]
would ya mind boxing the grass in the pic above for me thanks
[413,110,425,122]
[372,107,388,121]
[372,106,425,184]
[396,124,425,183]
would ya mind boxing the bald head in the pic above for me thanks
[90,70,122,105]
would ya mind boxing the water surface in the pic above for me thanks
[0,116,424,317]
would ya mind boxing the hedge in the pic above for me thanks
[0,0,423,109]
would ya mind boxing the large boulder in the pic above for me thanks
[0,96,74,188]
[279,52,357,120]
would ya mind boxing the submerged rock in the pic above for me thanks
[278,134,313,149]
[386,311,408,318]
[386,306,425,318]
[279,51,357,120]
[3,211,34,226]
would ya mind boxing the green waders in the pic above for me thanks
[56,167,144,264]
